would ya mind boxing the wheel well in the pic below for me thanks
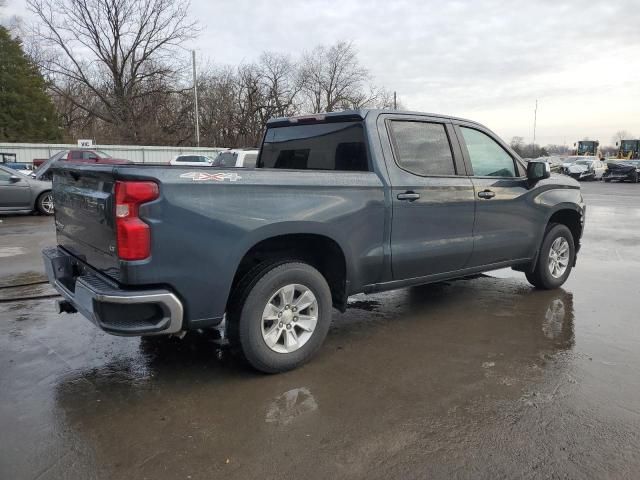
[34,190,51,207]
[229,234,348,311]
[548,209,581,248]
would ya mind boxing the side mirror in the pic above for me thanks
[9,175,21,183]
[527,160,550,183]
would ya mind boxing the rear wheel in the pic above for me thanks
[36,191,54,215]
[227,261,332,373]
[632,171,639,183]
[526,224,575,290]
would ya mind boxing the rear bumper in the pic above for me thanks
[43,246,183,336]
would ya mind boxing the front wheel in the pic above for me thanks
[36,191,54,215]
[526,224,575,290]
[227,261,333,373]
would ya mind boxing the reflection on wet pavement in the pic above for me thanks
[1,182,640,479]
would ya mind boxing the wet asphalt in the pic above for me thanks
[1,181,640,479]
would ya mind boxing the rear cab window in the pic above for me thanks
[258,121,370,171]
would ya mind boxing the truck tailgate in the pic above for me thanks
[52,166,121,279]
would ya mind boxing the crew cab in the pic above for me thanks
[43,110,585,373]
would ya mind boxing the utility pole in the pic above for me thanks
[192,50,200,147]
[393,91,397,110]
[533,99,538,147]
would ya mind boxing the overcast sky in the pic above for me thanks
[5,0,640,146]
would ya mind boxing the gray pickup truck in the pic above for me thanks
[43,109,585,372]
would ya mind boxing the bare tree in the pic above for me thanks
[612,130,633,145]
[300,41,370,113]
[28,0,197,143]
[197,66,239,147]
[256,52,303,121]
[510,136,525,155]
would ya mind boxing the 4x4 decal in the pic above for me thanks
[179,171,242,182]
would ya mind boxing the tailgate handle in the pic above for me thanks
[397,192,420,201]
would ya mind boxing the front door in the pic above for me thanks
[455,124,537,267]
[0,168,31,208]
[381,116,476,280]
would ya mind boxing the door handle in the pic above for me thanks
[477,190,495,199]
[397,192,420,201]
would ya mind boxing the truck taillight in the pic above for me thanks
[114,181,159,260]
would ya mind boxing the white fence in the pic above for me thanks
[0,142,226,165]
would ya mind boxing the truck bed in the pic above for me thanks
[50,162,386,328]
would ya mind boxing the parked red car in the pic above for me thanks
[33,149,132,168]
[33,150,132,181]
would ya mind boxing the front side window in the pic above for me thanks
[389,121,455,176]
[460,127,516,177]
[258,122,369,171]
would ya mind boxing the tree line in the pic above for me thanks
[0,0,396,147]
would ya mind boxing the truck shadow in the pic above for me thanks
[50,278,576,477]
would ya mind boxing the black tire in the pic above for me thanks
[227,261,333,373]
[526,224,575,290]
[36,191,54,215]
[633,171,639,183]
[603,177,611,183]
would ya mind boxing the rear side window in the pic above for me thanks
[69,151,83,160]
[258,122,369,171]
[388,121,455,176]
[460,127,516,177]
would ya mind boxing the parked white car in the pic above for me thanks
[213,149,259,168]
[169,154,215,167]
[566,158,607,181]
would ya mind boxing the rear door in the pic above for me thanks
[454,123,537,267]
[378,114,475,280]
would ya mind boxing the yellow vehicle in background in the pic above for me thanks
[616,140,640,160]
[574,140,600,157]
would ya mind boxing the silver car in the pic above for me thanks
[0,164,54,215]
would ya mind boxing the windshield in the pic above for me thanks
[34,150,66,180]
[621,141,637,151]
[574,160,593,166]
